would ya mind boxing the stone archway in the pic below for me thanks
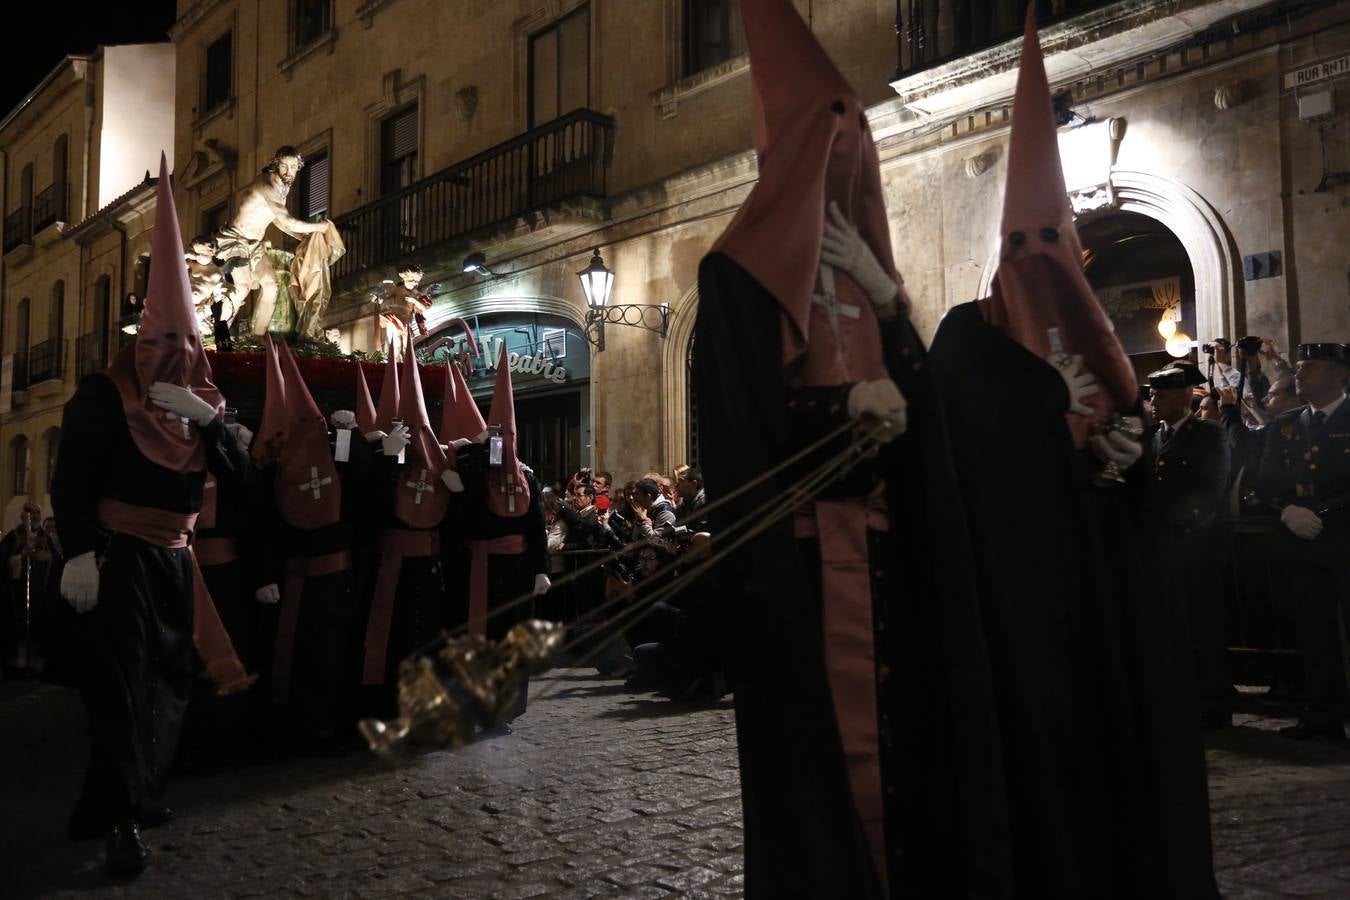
[977,169,1242,346]
[661,283,699,471]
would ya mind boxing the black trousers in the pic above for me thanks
[73,535,194,826]
[180,558,258,761]
[282,567,358,741]
[1287,563,1348,729]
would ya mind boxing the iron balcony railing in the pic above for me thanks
[333,109,615,281]
[32,182,67,232]
[75,332,106,379]
[3,207,31,254]
[27,338,65,384]
[898,0,1116,74]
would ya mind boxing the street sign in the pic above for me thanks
[1283,54,1350,91]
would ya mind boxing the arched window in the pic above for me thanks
[43,428,60,493]
[11,435,29,498]
[15,297,31,390]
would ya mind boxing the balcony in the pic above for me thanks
[3,207,31,254]
[75,332,106,379]
[27,338,65,385]
[891,0,1273,120]
[333,109,615,283]
[32,183,67,232]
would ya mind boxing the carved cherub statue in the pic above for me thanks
[370,264,439,356]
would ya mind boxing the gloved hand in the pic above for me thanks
[441,469,465,493]
[847,379,907,442]
[364,430,387,443]
[450,438,473,450]
[226,422,254,449]
[331,409,357,430]
[255,583,280,604]
[381,424,411,457]
[1049,354,1098,416]
[1281,505,1323,540]
[821,201,900,316]
[1090,420,1144,470]
[148,382,219,426]
[62,552,99,613]
[533,573,552,596]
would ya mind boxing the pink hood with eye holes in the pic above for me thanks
[105,154,224,472]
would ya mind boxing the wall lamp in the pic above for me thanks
[577,249,668,352]
[462,252,495,277]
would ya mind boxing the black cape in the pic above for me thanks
[694,255,1010,898]
[928,301,1218,898]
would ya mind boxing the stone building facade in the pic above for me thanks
[0,45,175,526]
[163,0,1348,485]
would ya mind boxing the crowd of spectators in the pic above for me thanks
[539,466,723,701]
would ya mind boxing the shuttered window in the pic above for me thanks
[380,107,418,194]
[204,32,232,112]
[293,151,330,220]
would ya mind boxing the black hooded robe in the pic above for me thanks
[52,373,249,828]
[694,254,1011,899]
[928,300,1218,898]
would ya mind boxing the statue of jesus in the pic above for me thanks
[215,146,332,335]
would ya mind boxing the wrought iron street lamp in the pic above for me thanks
[577,248,668,351]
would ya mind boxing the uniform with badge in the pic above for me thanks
[1256,343,1350,740]
[1145,363,1232,724]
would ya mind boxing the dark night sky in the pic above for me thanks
[1,1,179,117]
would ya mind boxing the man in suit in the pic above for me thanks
[1257,342,1350,741]
[1146,362,1233,727]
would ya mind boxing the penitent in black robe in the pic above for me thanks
[928,301,1218,898]
[694,254,1011,898]
[52,373,249,828]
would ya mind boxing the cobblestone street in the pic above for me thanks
[3,673,1349,899]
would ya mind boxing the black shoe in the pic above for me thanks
[1278,722,1347,742]
[138,804,172,829]
[66,803,103,842]
[105,820,150,876]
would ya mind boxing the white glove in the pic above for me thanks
[1090,423,1144,470]
[331,409,357,430]
[364,430,387,443]
[148,382,219,426]
[226,422,254,449]
[381,425,411,457]
[255,583,280,604]
[450,438,473,450]
[533,573,552,596]
[821,201,899,316]
[847,379,908,442]
[441,469,465,493]
[1049,354,1098,416]
[62,551,100,613]
[1281,505,1323,540]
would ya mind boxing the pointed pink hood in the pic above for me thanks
[259,336,342,529]
[440,362,487,444]
[982,6,1137,445]
[710,0,909,365]
[106,154,224,471]
[374,342,400,431]
[485,345,529,517]
[354,366,377,434]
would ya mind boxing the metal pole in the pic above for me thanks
[22,541,32,678]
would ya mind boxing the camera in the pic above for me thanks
[658,523,695,545]
[1201,338,1231,355]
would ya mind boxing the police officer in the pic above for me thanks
[1146,361,1233,727]
[1256,343,1350,741]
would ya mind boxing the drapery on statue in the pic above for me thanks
[213,146,345,339]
